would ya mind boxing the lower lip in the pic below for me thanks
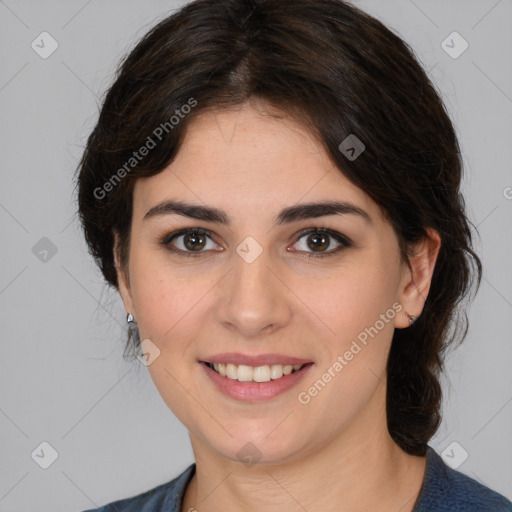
[200,362,314,402]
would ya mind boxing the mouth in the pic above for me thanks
[202,361,311,382]
[199,359,314,402]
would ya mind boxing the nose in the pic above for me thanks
[215,246,292,338]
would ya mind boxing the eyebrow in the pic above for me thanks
[143,199,372,226]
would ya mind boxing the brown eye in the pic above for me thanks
[305,232,330,252]
[161,228,220,257]
[290,228,352,259]
[182,231,207,251]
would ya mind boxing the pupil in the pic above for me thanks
[308,233,328,252]
[185,232,206,251]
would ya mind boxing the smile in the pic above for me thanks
[200,361,315,402]
[204,361,305,382]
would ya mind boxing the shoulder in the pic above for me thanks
[414,446,512,512]
[80,463,196,512]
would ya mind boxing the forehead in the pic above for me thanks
[132,103,381,224]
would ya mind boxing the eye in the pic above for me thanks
[160,228,221,257]
[159,227,352,259]
[289,227,352,259]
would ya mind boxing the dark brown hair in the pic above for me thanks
[74,0,482,456]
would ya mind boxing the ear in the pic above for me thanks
[395,227,441,329]
[113,231,135,319]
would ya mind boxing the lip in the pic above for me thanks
[199,352,313,366]
[200,361,315,402]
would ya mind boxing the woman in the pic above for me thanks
[76,0,512,510]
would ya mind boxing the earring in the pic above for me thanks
[406,312,417,325]
[127,312,135,324]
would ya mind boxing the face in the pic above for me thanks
[115,100,439,465]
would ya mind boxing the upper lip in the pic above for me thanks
[200,352,312,366]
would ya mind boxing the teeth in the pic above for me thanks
[209,362,305,382]
[226,363,238,379]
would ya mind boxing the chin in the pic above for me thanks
[207,432,307,468]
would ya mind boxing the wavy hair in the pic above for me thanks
[75,0,482,456]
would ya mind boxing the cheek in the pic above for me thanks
[292,256,399,340]
[292,257,398,401]
[129,254,211,426]
[127,247,207,341]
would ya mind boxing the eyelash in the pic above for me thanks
[159,227,352,259]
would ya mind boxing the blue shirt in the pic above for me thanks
[82,446,512,511]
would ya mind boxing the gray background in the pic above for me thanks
[0,0,511,510]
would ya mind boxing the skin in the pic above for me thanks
[114,99,441,512]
